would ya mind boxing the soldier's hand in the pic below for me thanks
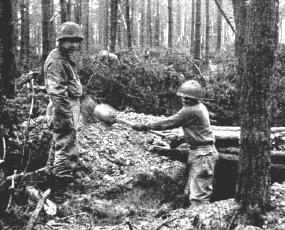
[133,123,148,131]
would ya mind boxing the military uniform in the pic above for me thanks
[45,47,82,180]
[145,103,218,205]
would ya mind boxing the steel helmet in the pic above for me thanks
[177,80,205,99]
[56,22,84,42]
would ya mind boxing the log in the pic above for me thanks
[26,188,51,230]
[152,146,285,164]
[152,146,285,201]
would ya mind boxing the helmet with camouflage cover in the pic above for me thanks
[177,80,205,99]
[56,22,84,42]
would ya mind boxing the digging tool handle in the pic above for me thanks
[115,118,167,138]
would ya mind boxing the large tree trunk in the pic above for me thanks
[193,0,201,59]
[110,0,118,52]
[1,0,16,98]
[168,0,173,48]
[236,0,278,224]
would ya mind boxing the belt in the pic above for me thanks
[189,143,214,150]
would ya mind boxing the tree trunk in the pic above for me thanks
[140,0,145,48]
[1,0,16,98]
[83,0,89,54]
[236,0,278,224]
[146,0,152,47]
[154,0,160,47]
[60,0,68,23]
[176,0,182,46]
[42,0,54,63]
[205,0,210,69]
[125,0,132,49]
[193,0,201,59]
[74,0,82,25]
[168,0,173,48]
[67,0,71,21]
[110,0,119,52]
[216,0,222,52]
[190,0,195,54]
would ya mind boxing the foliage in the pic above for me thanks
[81,48,206,116]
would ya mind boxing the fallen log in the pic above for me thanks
[26,188,51,230]
[152,146,285,164]
[152,146,285,201]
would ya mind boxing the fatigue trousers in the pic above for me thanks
[184,145,219,206]
[46,98,80,178]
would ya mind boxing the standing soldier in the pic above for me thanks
[132,80,218,206]
[45,22,84,193]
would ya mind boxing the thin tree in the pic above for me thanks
[146,0,152,47]
[154,0,160,47]
[168,0,173,48]
[125,0,132,49]
[193,0,201,59]
[42,0,55,63]
[216,0,222,52]
[140,0,145,48]
[176,0,182,46]
[190,0,195,54]
[236,0,278,225]
[74,0,82,25]
[110,0,119,52]
[83,0,90,53]
[205,0,210,69]
[60,0,68,23]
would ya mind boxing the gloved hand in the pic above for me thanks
[133,123,148,131]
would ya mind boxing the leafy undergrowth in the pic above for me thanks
[2,112,285,230]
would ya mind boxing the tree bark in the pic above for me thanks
[125,0,132,49]
[110,0,119,52]
[168,0,173,48]
[1,0,16,98]
[154,0,160,47]
[236,0,278,223]
[60,0,68,23]
[42,0,55,63]
[190,0,195,54]
[193,0,201,59]
[140,0,145,48]
[146,0,152,47]
[205,0,210,69]
[216,0,222,52]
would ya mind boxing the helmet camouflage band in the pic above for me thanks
[56,22,84,42]
[177,80,205,99]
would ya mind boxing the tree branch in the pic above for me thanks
[26,188,51,230]
[213,0,235,33]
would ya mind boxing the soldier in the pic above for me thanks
[44,22,84,193]
[132,80,218,206]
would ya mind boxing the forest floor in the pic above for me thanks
[2,112,285,230]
